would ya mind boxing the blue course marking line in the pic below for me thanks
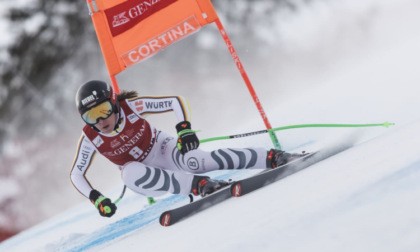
[64,172,242,251]
[65,194,186,252]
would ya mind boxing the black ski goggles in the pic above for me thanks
[81,100,114,125]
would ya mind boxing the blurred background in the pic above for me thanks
[1,0,418,242]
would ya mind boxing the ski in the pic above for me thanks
[231,144,353,197]
[159,143,352,226]
[160,184,232,226]
[158,153,315,227]
[230,151,318,197]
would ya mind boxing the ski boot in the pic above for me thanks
[266,149,306,168]
[191,176,229,197]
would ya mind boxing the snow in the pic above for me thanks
[2,0,420,251]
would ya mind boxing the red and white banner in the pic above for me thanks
[105,0,178,37]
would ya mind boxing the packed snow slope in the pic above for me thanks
[2,0,420,251]
[2,123,420,252]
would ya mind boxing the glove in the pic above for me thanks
[89,189,117,217]
[175,121,199,155]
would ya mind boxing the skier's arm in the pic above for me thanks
[70,135,116,217]
[70,135,97,198]
[126,95,191,122]
[127,95,198,154]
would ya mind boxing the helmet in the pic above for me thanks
[75,80,119,115]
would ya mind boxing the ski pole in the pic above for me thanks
[199,121,395,144]
[103,185,126,214]
[103,186,156,214]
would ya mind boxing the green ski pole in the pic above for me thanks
[199,122,395,144]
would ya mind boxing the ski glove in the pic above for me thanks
[176,121,199,155]
[89,189,117,218]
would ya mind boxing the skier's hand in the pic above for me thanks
[89,189,117,217]
[176,121,199,155]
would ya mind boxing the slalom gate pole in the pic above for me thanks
[214,18,281,150]
[199,122,395,144]
[110,75,120,94]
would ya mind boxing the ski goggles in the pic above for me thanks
[81,100,114,125]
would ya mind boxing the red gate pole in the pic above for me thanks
[214,18,281,149]
[110,75,120,94]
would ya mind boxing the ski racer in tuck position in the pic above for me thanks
[70,80,301,217]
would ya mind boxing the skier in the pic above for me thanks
[70,80,301,218]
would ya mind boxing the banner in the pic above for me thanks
[121,16,201,66]
[86,0,218,84]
